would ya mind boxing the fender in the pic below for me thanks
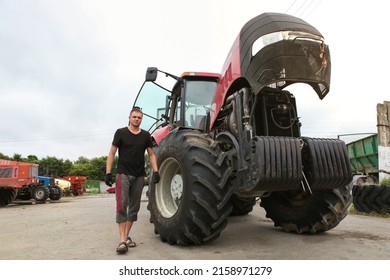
[151,126,171,146]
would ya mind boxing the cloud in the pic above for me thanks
[0,0,127,160]
[0,0,388,160]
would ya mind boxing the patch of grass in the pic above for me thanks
[380,180,390,186]
[348,204,390,218]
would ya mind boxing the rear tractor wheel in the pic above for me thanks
[49,185,63,200]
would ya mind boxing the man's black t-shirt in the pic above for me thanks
[112,127,153,176]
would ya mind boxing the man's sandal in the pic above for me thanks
[116,242,128,254]
[126,237,136,248]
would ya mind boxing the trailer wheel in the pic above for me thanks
[229,194,256,216]
[0,188,17,207]
[260,185,352,233]
[353,184,390,214]
[33,186,50,201]
[49,186,63,200]
[148,129,233,245]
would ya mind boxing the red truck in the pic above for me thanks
[0,159,61,206]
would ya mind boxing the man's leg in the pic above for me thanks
[115,174,130,253]
[118,220,133,242]
[125,176,144,247]
[127,176,145,223]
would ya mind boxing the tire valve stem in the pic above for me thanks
[301,171,312,194]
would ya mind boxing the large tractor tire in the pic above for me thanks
[352,184,390,214]
[0,188,17,207]
[148,129,233,245]
[49,185,63,201]
[229,194,256,216]
[32,186,50,202]
[260,185,352,233]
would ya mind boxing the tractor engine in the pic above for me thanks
[222,87,301,139]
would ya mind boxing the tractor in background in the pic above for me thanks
[0,160,62,206]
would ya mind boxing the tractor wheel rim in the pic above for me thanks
[156,157,182,218]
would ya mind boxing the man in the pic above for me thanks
[105,107,159,254]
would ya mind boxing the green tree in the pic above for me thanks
[0,152,11,160]
[25,155,39,164]
[69,156,91,177]
[69,156,112,180]
[75,156,89,165]
[69,162,89,176]
[39,156,72,177]
[89,156,108,181]
[12,153,22,162]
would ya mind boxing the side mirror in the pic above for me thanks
[146,67,158,82]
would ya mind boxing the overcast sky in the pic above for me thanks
[0,0,388,161]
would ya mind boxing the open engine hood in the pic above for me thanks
[240,13,331,99]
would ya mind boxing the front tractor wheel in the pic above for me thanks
[148,130,233,245]
[33,186,50,202]
[260,185,352,233]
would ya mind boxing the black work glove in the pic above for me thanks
[105,173,113,186]
[152,171,160,184]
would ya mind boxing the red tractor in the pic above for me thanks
[133,13,353,245]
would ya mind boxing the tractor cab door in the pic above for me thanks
[132,76,175,133]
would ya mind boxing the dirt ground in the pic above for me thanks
[1,190,390,260]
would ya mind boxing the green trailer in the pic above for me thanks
[347,134,379,184]
[346,134,390,214]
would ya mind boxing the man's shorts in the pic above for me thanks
[115,174,144,223]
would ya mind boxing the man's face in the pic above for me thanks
[129,111,143,127]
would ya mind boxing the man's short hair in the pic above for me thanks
[130,106,143,115]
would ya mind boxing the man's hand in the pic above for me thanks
[152,171,160,184]
[105,173,113,186]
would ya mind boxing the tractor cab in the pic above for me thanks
[133,67,219,144]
